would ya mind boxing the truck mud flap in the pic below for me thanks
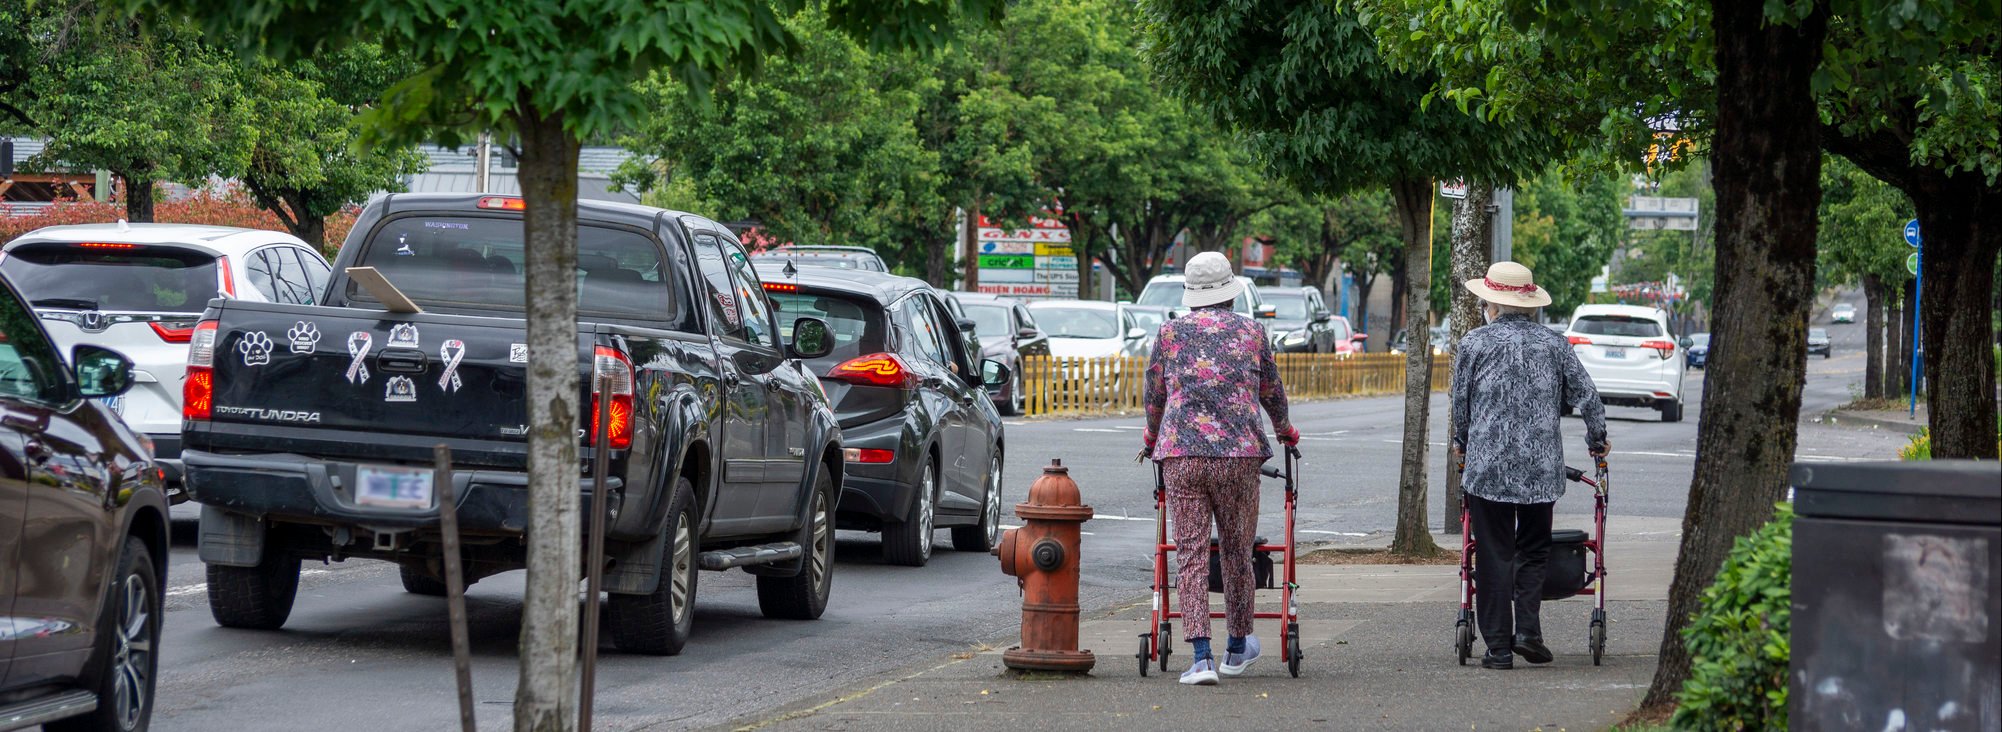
[198,505,265,567]
[604,527,666,595]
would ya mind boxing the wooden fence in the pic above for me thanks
[1020,353,1451,417]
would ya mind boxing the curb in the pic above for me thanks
[1820,410,1925,435]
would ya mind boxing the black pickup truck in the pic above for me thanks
[182,193,843,655]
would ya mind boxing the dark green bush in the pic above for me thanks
[1672,503,1792,731]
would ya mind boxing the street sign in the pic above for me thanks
[1906,252,1920,275]
[1624,196,1700,231]
[1440,180,1468,199]
[1903,219,1921,247]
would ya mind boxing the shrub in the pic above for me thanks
[1900,429,1932,460]
[1672,503,1793,731]
[1,184,357,255]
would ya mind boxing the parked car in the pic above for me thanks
[954,293,1049,416]
[1389,325,1451,356]
[1,223,333,499]
[1257,286,1365,355]
[1683,332,1711,369]
[1565,304,1686,422]
[1134,273,1275,327]
[1808,327,1832,358]
[1123,304,1173,353]
[0,271,170,732]
[1028,300,1150,362]
[1830,303,1856,323]
[182,194,843,655]
[758,265,1009,566]
[748,245,887,272]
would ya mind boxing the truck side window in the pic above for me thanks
[691,232,745,339]
[717,237,776,349]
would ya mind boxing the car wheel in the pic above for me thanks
[608,477,698,655]
[1661,398,1684,423]
[1003,368,1025,416]
[952,454,1004,552]
[399,563,450,597]
[883,457,936,567]
[50,538,160,732]
[206,545,301,630]
[757,470,836,620]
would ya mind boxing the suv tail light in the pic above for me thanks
[216,255,237,297]
[151,321,195,343]
[1640,339,1676,359]
[183,320,220,420]
[827,353,914,389]
[591,345,635,450]
[1566,335,1593,346]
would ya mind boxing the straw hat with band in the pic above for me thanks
[1463,261,1552,308]
[1181,251,1246,308]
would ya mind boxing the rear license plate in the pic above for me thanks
[1602,347,1628,360]
[355,465,435,509]
[93,396,124,415]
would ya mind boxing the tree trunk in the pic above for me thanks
[1389,257,1408,339]
[1913,183,2001,458]
[1388,177,1441,557]
[926,228,950,288]
[512,106,583,732]
[1442,181,1493,534]
[1862,274,1885,400]
[1642,1,1826,710]
[121,174,156,223]
[294,206,328,254]
[961,203,980,292]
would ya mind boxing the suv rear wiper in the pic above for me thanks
[32,298,99,310]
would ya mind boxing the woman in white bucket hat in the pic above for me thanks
[1141,251,1299,685]
[1449,261,1609,669]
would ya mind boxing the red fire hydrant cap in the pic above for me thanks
[1016,459,1093,521]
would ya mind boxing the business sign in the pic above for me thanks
[978,240,1035,255]
[1037,269,1080,283]
[1034,243,1075,257]
[1037,255,1077,269]
[977,213,1078,300]
[979,268,1036,284]
[978,254,1034,269]
[977,283,1079,298]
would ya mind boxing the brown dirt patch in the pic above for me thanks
[1297,548,1460,566]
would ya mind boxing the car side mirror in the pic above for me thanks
[981,359,1011,387]
[1255,304,1278,319]
[1678,336,1694,349]
[956,317,978,335]
[1312,310,1331,323]
[789,317,834,360]
[72,344,135,399]
[1126,327,1147,341]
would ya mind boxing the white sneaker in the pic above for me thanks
[1179,658,1219,685]
[1219,635,1261,677]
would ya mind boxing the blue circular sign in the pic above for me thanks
[1904,219,1921,247]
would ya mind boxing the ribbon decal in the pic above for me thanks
[438,339,465,393]
[346,332,372,384]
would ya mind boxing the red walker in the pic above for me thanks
[1137,444,1304,678]
[1454,460,1611,666]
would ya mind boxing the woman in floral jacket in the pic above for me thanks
[1142,251,1299,685]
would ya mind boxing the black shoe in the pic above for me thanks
[1513,636,1553,664]
[1481,649,1513,669]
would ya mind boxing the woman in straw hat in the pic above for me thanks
[1450,261,1610,669]
[1141,251,1300,685]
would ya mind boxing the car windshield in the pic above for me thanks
[1,242,220,313]
[961,303,1011,338]
[767,291,885,368]
[1809,328,1828,338]
[1032,306,1120,339]
[350,215,671,318]
[1264,293,1309,320]
[1571,315,1664,338]
[1690,333,1710,346]
[1129,309,1164,332]
[1135,282,1183,308]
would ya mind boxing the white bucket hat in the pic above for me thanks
[1181,251,1245,308]
[1463,261,1552,308]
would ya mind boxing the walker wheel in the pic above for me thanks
[1137,633,1150,677]
[1286,623,1303,678]
[1589,621,1606,667]
[1157,624,1173,672]
[1455,620,1473,666]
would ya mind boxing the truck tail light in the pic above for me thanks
[1640,340,1676,359]
[183,320,219,420]
[591,345,635,450]
[151,321,195,343]
[1567,335,1593,346]
[827,352,914,389]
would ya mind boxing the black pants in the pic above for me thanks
[1467,494,1554,651]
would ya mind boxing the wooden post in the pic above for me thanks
[434,445,476,732]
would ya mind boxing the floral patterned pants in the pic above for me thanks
[1164,456,1262,641]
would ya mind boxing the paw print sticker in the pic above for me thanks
[238,331,275,367]
[287,321,321,355]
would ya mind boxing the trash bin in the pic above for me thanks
[1790,460,2001,731]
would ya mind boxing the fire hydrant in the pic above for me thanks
[995,459,1095,672]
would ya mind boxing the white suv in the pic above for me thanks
[0,223,333,493]
[1564,304,1686,422]
[1134,273,1275,324]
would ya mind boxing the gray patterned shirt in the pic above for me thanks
[1450,312,1608,504]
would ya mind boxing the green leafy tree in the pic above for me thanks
[1512,170,1625,319]
[1817,156,1914,400]
[240,45,429,251]
[24,10,252,221]
[1144,0,1560,556]
[134,2,1002,730]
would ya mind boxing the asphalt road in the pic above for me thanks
[139,311,1896,731]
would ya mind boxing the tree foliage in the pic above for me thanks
[1817,156,1913,290]
[1513,170,1626,318]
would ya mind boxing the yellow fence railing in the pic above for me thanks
[1020,353,1451,417]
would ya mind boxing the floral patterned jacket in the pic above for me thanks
[1143,307,1294,460]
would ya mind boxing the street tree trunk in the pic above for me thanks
[1388,177,1442,557]
[1442,181,1493,534]
[1913,184,2000,458]
[1642,1,1827,710]
[960,203,980,292]
[120,173,155,223]
[1862,274,1885,400]
[512,105,583,732]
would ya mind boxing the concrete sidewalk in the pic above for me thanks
[730,516,1681,732]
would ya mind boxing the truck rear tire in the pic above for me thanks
[758,471,835,620]
[608,477,698,655]
[882,458,936,567]
[399,564,449,597]
[207,549,301,630]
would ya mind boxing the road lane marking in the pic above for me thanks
[1073,428,1124,433]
